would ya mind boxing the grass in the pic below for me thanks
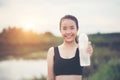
[86,59,120,80]
[22,75,46,80]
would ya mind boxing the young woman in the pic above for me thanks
[47,15,93,80]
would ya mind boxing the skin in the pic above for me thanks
[47,19,93,80]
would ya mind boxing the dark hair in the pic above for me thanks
[59,15,79,43]
[59,15,79,30]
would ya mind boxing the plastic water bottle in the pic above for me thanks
[78,33,90,66]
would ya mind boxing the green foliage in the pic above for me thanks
[22,75,46,80]
[83,32,120,79]
[0,27,62,46]
[88,33,120,51]
[83,46,120,78]
[31,75,46,80]
[0,27,62,59]
[87,59,120,80]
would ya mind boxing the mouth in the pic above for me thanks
[65,34,73,39]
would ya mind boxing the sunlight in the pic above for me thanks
[23,21,35,31]
[18,17,50,33]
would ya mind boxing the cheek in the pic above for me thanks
[60,29,66,34]
[72,30,78,35]
[60,30,65,37]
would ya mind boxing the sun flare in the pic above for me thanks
[23,21,35,31]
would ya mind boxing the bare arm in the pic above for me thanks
[47,47,55,80]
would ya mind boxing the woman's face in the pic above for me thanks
[60,19,78,43]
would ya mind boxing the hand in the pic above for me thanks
[87,41,93,56]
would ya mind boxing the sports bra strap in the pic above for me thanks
[54,47,59,57]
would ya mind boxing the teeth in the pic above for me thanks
[66,35,72,38]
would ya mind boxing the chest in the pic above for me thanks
[59,48,77,59]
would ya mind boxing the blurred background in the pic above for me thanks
[0,0,120,80]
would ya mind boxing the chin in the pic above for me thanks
[63,36,75,43]
[65,39,74,43]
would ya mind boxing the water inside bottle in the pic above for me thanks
[79,33,90,66]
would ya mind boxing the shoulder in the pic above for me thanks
[47,47,54,57]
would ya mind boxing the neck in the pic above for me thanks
[62,41,78,48]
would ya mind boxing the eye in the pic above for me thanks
[62,26,67,30]
[71,26,75,30]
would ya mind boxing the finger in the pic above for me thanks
[88,41,91,45]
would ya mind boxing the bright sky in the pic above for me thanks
[0,0,120,36]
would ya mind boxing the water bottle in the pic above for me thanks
[78,33,90,66]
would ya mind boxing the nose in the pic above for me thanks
[66,29,71,34]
